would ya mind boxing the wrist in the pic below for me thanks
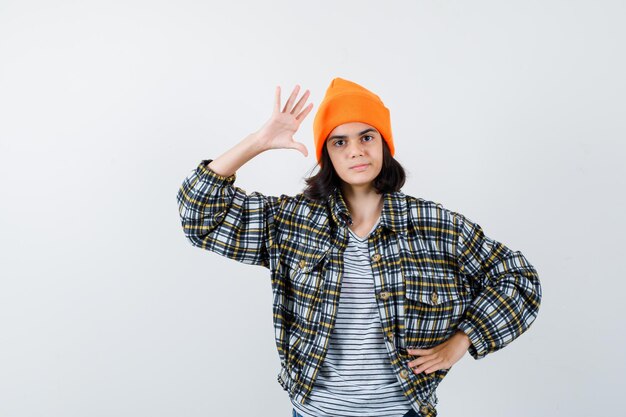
[245,131,270,154]
[455,329,471,350]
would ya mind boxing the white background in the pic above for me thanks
[1,1,624,416]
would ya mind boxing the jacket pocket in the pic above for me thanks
[403,269,469,348]
[281,240,330,325]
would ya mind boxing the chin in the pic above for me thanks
[344,177,376,187]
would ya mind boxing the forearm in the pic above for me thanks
[455,213,542,359]
[456,263,541,359]
[207,132,267,177]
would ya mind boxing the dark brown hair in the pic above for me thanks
[302,138,406,202]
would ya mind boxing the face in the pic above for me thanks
[325,122,384,192]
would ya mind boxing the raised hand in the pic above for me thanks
[254,84,314,157]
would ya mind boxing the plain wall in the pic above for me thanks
[1,0,624,416]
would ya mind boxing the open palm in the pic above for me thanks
[255,85,314,157]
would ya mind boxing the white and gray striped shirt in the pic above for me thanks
[292,217,413,417]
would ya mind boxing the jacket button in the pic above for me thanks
[400,368,410,379]
[431,290,439,304]
[386,331,394,342]
[379,291,391,300]
[213,210,225,220]
[420,405,432,414]
[298,260,306,269]
[371,253,381,262]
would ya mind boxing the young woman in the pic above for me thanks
[177,78,542,417]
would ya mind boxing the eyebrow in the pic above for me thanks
[327,128,378,142]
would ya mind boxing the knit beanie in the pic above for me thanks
[313,77,394,166]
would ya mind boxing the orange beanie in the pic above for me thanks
[313,77,394,165]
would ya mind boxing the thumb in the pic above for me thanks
[290,141,309,158]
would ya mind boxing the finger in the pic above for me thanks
[282,84,300,113]
[407,355,427,369]
[274,86,281,113]
[423,359,448,374]
[407,348,427,354]
[407,351,437,368]
[412,357,444,374]
[291,89,310,114]
[296,102,314,121]
[407,348,432,355]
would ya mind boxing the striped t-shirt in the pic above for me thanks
[291,216,414,417]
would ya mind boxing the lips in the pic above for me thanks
[350,163,369,169]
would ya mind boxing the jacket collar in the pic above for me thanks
[328,186,408,236]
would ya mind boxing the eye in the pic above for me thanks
[333,140,345,147]
[362,135,374,142]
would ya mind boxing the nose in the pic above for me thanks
[347,140,365,158]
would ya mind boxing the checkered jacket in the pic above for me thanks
[176,159,542,417]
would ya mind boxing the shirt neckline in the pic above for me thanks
[347,216,381,242]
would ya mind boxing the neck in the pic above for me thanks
[340,183,384,225]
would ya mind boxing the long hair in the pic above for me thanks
[302,138,406,203]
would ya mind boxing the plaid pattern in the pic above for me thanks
[177,159,542,417]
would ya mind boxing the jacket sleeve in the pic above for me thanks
[454,212,542,360]
[176,159,286,269]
